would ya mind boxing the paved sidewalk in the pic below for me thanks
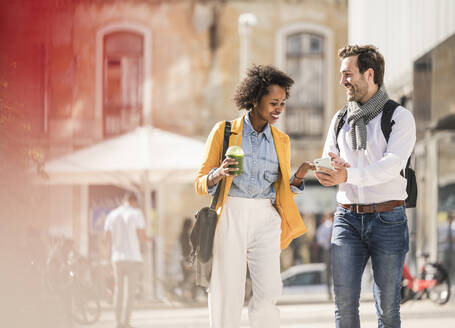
[76,299,455,328]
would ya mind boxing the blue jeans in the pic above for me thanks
[331,205,409,328]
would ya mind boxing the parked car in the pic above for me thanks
[280,263,328,302]
[279,263,373,303]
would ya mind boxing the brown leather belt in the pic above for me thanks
[338,200,404,214]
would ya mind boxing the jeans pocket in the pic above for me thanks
[377,206,406,225]
[335,206,347,218]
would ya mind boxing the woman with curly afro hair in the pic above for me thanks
[195,64,313,328]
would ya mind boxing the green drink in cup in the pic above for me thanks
[225,145,244,176]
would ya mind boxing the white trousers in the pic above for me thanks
[209,197,282,328]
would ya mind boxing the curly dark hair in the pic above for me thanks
[338,44,385,86]
[234,65,294,111]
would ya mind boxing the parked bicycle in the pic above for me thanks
[401,252,451,305]
[45,237,102,325]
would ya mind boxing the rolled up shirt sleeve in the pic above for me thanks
[290,174,305,193]
[207,168,218,196]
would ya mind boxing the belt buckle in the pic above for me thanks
[354,204,365,214]
[354,204,372,214]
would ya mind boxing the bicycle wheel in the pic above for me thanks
[71,286,101,324]
[427,275,451,305]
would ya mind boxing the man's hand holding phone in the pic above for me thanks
[314,157,335,171]
[314,152,350,186]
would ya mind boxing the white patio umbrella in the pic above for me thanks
[44,126,205,187]
[42,126,206,299]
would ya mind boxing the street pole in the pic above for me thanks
[156,182,165,300]
[426,131,439,263]
[143,172,155,299]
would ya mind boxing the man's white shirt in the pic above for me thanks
[104,204,145,262]
[323,105,416,205]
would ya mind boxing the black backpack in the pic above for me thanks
[334,100,417,208]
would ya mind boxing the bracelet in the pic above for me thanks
[208,171,216,184]
[294,175,304,180]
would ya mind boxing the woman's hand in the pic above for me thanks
[207,157,238,188]
[291,161,315,187]
[216,157,239,177]
[295,161,315,179]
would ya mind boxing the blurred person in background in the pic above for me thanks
[315,44,416,328]
[105,192,147,328]
[290,235,304,265]
[316,212,333,300]
[195,64,313,328]
[179,217,197,301]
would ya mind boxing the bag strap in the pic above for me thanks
[380,99,400,142]
[380,100,411,176]
[334,106,348,152]
[210,121,231,209]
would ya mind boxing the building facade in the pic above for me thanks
[2,0,348,297]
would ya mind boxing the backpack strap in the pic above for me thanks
[380,99,400,142]
[380,100,410,176]
[334,106,348,151]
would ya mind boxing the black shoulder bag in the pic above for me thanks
[190,121,231,264]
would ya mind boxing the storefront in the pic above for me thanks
[413,33,455,282]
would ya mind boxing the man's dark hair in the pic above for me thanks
[338,44,385,86]
[124,191,138,203]
[234,64,294,111]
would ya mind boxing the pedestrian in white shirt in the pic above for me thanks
[316,213,333,300]
[105,192,147,328]
[315,45,416,328]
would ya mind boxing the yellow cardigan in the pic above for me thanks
[195,115,306,249]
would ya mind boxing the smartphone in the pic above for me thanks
[314,157,335,171]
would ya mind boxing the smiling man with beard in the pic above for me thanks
[315,45,416,328]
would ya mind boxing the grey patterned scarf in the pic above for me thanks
[346,85,389,150]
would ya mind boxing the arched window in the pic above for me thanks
[285,32,325,139]
[103,32,143,137]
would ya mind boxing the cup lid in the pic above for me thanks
[226,145,244,156]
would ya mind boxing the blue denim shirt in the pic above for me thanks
[208,114,304,202]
